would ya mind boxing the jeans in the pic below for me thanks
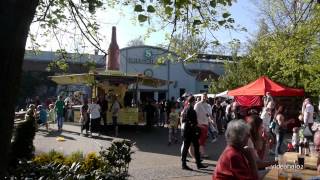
[168,127,177,143]
[208,122,218,140]
[57,114,64,130]
[275,132,284,156]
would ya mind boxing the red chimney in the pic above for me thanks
[107,26,120,70]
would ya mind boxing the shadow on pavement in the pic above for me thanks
[110,126,227,161]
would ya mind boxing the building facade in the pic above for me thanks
[22,46,231,102]
[119,45,227,101]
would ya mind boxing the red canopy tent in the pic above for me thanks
[227,76,304,106]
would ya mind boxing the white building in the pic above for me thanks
[118,45,230,102]
[23,46,233,102]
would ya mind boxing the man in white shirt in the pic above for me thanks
[88,97,101,137]
[194,93,212,157]
[303,98,314,130]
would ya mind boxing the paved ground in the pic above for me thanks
[34,123,280,179]
[34,123,226,179]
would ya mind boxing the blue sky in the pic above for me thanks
[27,0,260,53]
[100,0,260,48]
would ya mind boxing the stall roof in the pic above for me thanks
[49,71,172,87]
[228,76,304,96]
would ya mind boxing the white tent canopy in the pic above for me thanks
[215,90,233,99]
[193,93,216,99]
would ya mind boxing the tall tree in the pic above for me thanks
[251,0,316,31]
[211,3,320,96]
[0,0,235,176]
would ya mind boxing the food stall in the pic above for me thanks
[50,70,171,125]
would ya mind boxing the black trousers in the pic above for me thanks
[81,119,90,133]
[101,112,107,125]
[181,135,201,165]
[90,117,101,133]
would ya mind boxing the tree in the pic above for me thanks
[0,0,235,177]
[126,36,145,47]
[210,4,320,96]
[251,0,316,31]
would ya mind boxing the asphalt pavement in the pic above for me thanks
[34,123,281,180]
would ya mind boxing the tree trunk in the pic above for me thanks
[0,0,39,177]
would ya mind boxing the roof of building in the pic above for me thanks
[121,45,237,63]
[188,69,219,81]
[24,50,106,65]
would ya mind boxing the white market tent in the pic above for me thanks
[193,93,216,99]
[215,90,234,99]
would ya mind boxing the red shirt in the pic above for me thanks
[213,145,257,180]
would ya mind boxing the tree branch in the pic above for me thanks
[67,0,107,55]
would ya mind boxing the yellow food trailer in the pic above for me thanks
[50,70,171,126]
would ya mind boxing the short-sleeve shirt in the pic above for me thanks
[304,104,314,124]
[88,103,101,119]
[194,101,211,125]
[55,100,64,116]
[169,111,179,128]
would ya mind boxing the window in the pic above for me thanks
[204,85,208,89]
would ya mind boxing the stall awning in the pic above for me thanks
[49,72,172,88]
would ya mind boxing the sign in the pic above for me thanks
[127,48,166,65]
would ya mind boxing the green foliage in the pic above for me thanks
[99,140,134,179]
[65,151,84,166]
[81,152,102,172]
[8,140,134,179]
[33,152,50,165]
[47,150,66,164]
[210,5,320,97]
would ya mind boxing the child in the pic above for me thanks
[47,104,55,125]
[37,105,48,131]
[167,106,179,145]
[292,127,300,151]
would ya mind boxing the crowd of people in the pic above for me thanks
[21,91,320,179]
[213,93,320,179]
[22,93,121,137]
[156,92,320,178]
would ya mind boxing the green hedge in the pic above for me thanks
[7,140,134,180]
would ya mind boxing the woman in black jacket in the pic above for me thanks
[181,96,207,170]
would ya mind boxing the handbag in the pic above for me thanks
[303,126,313,137]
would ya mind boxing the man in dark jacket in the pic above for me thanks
[97,95,108,126]
[181,96,207,170]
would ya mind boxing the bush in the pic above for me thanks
[32,152,50,165]
[81,152,102,173]
[100,140,133,179]
[7,140,134,179]
[65,151,84,166]
[47,149,65,164]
